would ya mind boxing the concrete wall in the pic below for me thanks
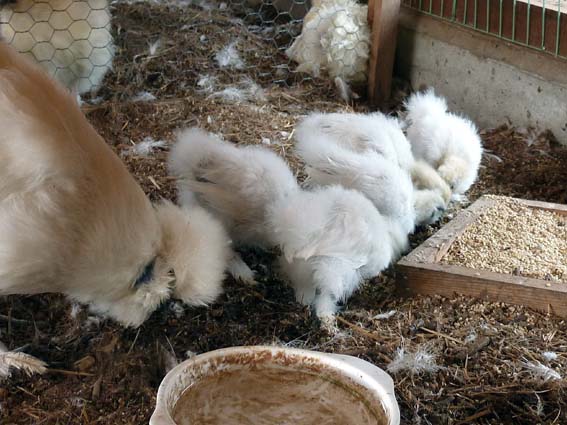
[396,9,567,145]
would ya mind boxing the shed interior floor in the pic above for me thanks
[1,2,567,424]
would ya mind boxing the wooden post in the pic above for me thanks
[367,0,401,107]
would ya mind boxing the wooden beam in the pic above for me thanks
[367,0,402,107]
[397,262,567,319]
[368,0,376,23]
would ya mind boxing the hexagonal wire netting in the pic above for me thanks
[225,0,370,87]
[0,0,114,95]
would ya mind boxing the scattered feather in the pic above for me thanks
[0,350,47,379]
[185,350,197,359]
[373,310,397,320]
[169,301,185,319]
[215,41,244,69]
[132,91,157,102]
[199,34,207,43]
[543,351,558,361]
[261,137,271,145]
[334,77,357,103]
[196,74,217,94]
[209,87,248,103]
[523,360,561,382]
[125,137,167,157]
[148,39,161,56]
[535,394,544,417]
[70,397,86,408]
[517,127,540,146]
[84,316,101,329]
[188,0,213,10]
[208,77,266,104]
[484,151,503,163]
[88,96,104,105]
[464,331,477,344]
[388,343,442,375]
[158,344,179,374]
[70,303,82,319]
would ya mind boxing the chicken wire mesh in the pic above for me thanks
[0,0,115,94]
[225,0,371,86]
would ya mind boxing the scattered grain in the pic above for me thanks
[443,196,567,282]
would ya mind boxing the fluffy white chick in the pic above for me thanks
[0,0,115,96]
[296,134,415,236]
[268,185,407,321]
[168,128,406,322]
[297,112,414,170]
[285,0,370,95]
[169,128,299,248]
[404,89,483,196]
[0,43,229,327]
[168,128,300,283]
[295,113,449,229]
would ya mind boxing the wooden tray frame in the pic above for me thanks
[396,195,567,317]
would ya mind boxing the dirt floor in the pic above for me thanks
[1,1,567,424]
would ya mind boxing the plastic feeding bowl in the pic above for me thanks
[150,345,400,425]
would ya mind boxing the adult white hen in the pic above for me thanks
[286,0,370,99]
[404,89,483,197]
[168,129,407,324]
[0,43,230,327]
[295,112,451,229]
[0,0,115,96]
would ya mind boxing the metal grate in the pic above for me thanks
[0,0,115,94]
[403,0,567,59]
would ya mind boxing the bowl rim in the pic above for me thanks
[150,345,400,425]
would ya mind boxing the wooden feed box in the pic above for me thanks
[396,195,567,317]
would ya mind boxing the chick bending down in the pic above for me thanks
[268,185,406,321]
[168,128,300,284]
[0,43,230,327]
[294,112,451,230]
[404,89,483,198]
[168,128,407,324]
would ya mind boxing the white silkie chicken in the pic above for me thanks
[0,43,230,327]
[168,129,408,324]
[294,112,451,229]
[268,185,406,321]
[404,89,483,197]
[285,0,370,100]
[168,129,300,284]
[0,0,115,96]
